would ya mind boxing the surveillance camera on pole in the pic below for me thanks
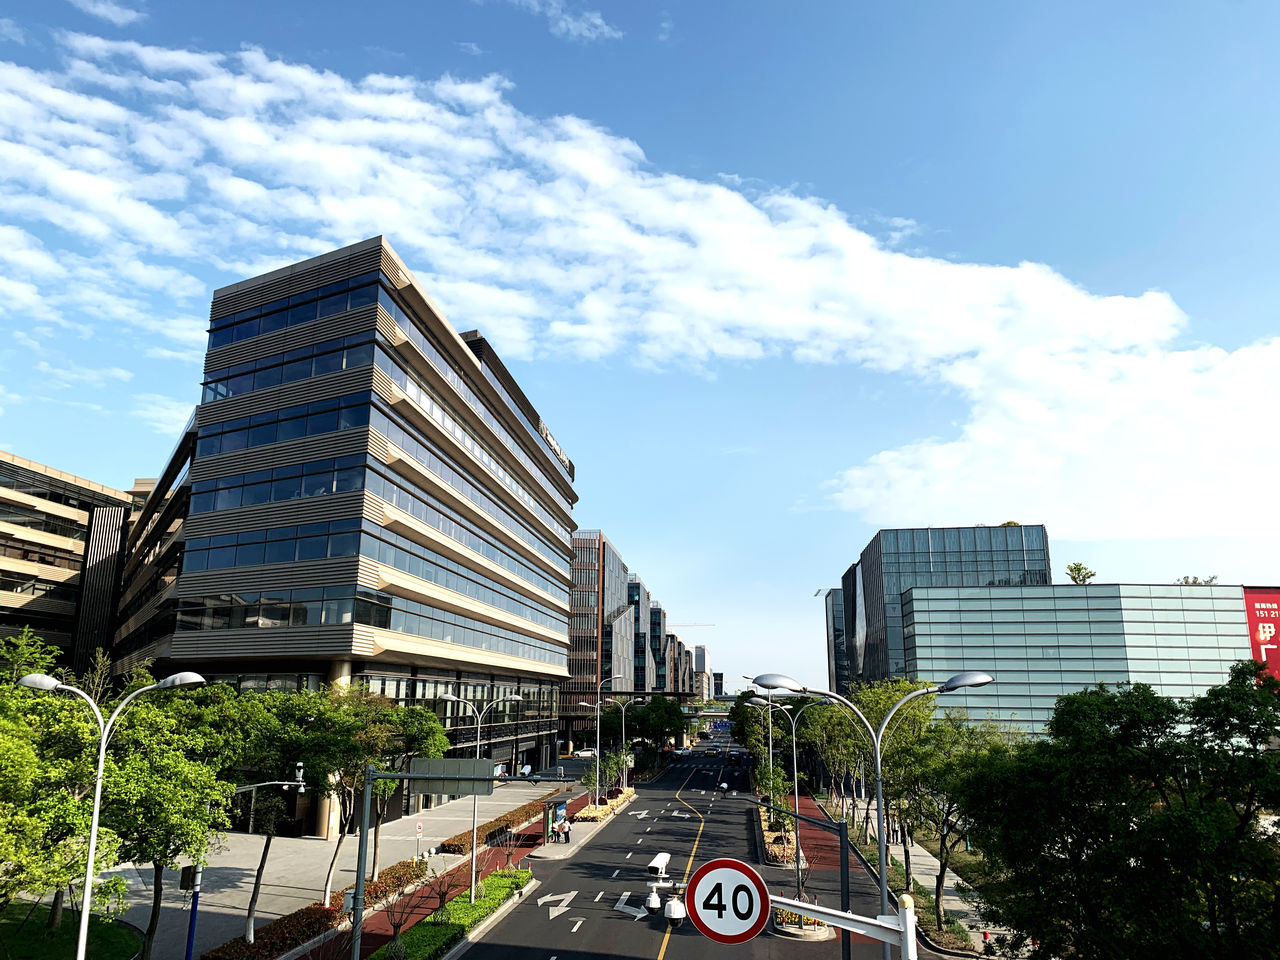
[645,890,662,915]
[665,896,687,929]
[647,852,671,878]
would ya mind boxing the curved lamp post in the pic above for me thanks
[19,670,206,960]
[751,695,831,897]
[618,697,645,792]
[753,671,993,960]
[581,675,623,808]
[441,691,522,903]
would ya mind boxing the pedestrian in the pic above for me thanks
[563,818,572,845]
[555,817,566,843]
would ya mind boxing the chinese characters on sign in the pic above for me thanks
[1243,588,1280,681]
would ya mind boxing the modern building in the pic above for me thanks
[563,529,634,746]
[823,587,848,696]
[649,601,669,691]
[628,574,656,691]
[841,524,1051,682]
[0,451,132,664]
[712,671,724,697]
[693,644,711,700]
[903,583,1263,733]
[116,236,576,785]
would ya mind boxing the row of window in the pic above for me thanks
[175,584,566,665]
[0,502,86,542]
[208,273,381,346]
[0,573,77,602]
[189,455,366,514]
[360,524,567,631]
[364,468,568,601]
[878,525,1047,554]
[194,392,371,458]
[183,518,361,572]
[0,467,126,513]
[202,332,375,403]
[370,405,568,563]
[375,344,572,522]
[0,539,81,571]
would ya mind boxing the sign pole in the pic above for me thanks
[349,765,374,960]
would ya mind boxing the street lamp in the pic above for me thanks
[742,675,776,787]
[753,695,830,897]
[753,671,993,960]
[618,697,645,792]
[581,675,623,807]
[440,691,522,903]
[19,670,206,960]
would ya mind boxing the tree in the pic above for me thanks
[1175,574,1219,585]
[999,520,1021,526]
[0,625,58,683]
[955,665,1280,960]
[371,706,449,880]
[284,686,398,906]
[799,703,859,819]
[903,712,1010,929]
[379,856,430,960]
[1065,561,1096,584]
[634,696,685,748]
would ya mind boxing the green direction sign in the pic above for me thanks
[407,757,494,797]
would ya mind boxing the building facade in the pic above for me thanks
[841,524,1051,682]
[118,237,576,777]
[823,587,848,696]
[712,671,724,697]
[649,601,669,691]
[0,451,131,662]
[903,583,1255,733]
[563,529,634,744]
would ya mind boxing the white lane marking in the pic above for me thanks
[645,826,651,832]
[595,891,603,902]
[636,838,643,844]
[537,891,578,920]
[611,869,619,878]
[570,917,585,933]
[626,852,632,859]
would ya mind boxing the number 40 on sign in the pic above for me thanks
[685,858,770,944]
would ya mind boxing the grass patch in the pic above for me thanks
[913,832,985,888]
[0,902,140,960]
[369,869,532,960]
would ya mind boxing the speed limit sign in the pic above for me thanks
[685,858,770,944]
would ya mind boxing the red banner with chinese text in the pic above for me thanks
[1244,587,1280,681]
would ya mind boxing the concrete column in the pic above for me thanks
[315,661,354,838]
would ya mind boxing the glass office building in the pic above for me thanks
[841,525,1051,682]
[902,583,1251,733]
[824,587,848,695]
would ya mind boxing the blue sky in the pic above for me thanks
[1,1,1277,691]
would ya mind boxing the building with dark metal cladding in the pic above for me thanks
[114,237,576,822]
[823,587,847,697]
[628,573,656,692]
[0,450,131,664]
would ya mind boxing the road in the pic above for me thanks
[468,737,942,960]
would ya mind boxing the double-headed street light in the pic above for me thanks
[618,697,645,792]
[753,671,993,960]
[19,670,206,960]
[750,695,832,898]
[440,691,522,903]
[581,675,623,808]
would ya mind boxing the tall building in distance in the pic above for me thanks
[118,236,576,780]
[564,529,634,745]
[823,587,847,696]
[628,574,655,691]
[712,671,724,697]
[0,451,131,662]
[649,600,668,691]
[693,644,711,699]
[842,524,1051,682]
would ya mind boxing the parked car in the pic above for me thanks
[573,748,597,758]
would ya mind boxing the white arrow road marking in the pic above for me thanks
[570,917,586,933]
[615,893,647,919]
[537,891,578,920]
[627,809,649,819]
[672,810,691,819]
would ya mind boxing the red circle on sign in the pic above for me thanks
[685,857,770,945]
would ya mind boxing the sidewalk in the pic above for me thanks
[105,764,584,959]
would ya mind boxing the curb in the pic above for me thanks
[437,877,541,960]
[768,916,836,941]
[526,792,635,861]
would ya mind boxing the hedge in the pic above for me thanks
[437,790,560,854]
[368,869,532,960]
[201,905,340,960]
[572,787,634,822]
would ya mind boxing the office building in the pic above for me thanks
[628,574,656,691]
[712,672,724,697]
[823,587,848,696]
[649,601,669,691]
[117,236,576,780]
[903,583,1265,733]
[841,524,1051,682]
[564,529,634,745]
[0,451,131,663]
[694,644,711,700]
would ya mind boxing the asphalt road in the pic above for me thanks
[468,737,937,960]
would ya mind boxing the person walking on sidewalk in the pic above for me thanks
[563,818,572,845]
[554,817,567,843]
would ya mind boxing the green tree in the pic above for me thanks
[956,664,1280,960]
[0,625,59,683]
[1065,561,1096,584]
[634,696,685,748]
[1175,574,1219,585]
[800,703,860,819]
[371,705,449,880]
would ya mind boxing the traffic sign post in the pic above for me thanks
[685,858,770,945]
[415,820,423,859]
[685,857,917,958]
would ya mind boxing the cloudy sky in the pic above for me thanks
[1,0,1277,690]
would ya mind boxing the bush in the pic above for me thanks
[438,791,559,854]
[201,905,340,960]
[369,870,532,960]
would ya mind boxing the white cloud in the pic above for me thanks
[658,12,673,42]
[0,19,24,44]
[0,33,1275,541]
[498,0,622,41]
[131,393,194,434]
[66,1,146,27]
[35,360,133,387]
[457,42,484,56]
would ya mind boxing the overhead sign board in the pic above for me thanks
[407,757,494,797]
[685,858,770,945]
[1245,587,1280,681]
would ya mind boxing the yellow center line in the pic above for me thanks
[656,766,706,960]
